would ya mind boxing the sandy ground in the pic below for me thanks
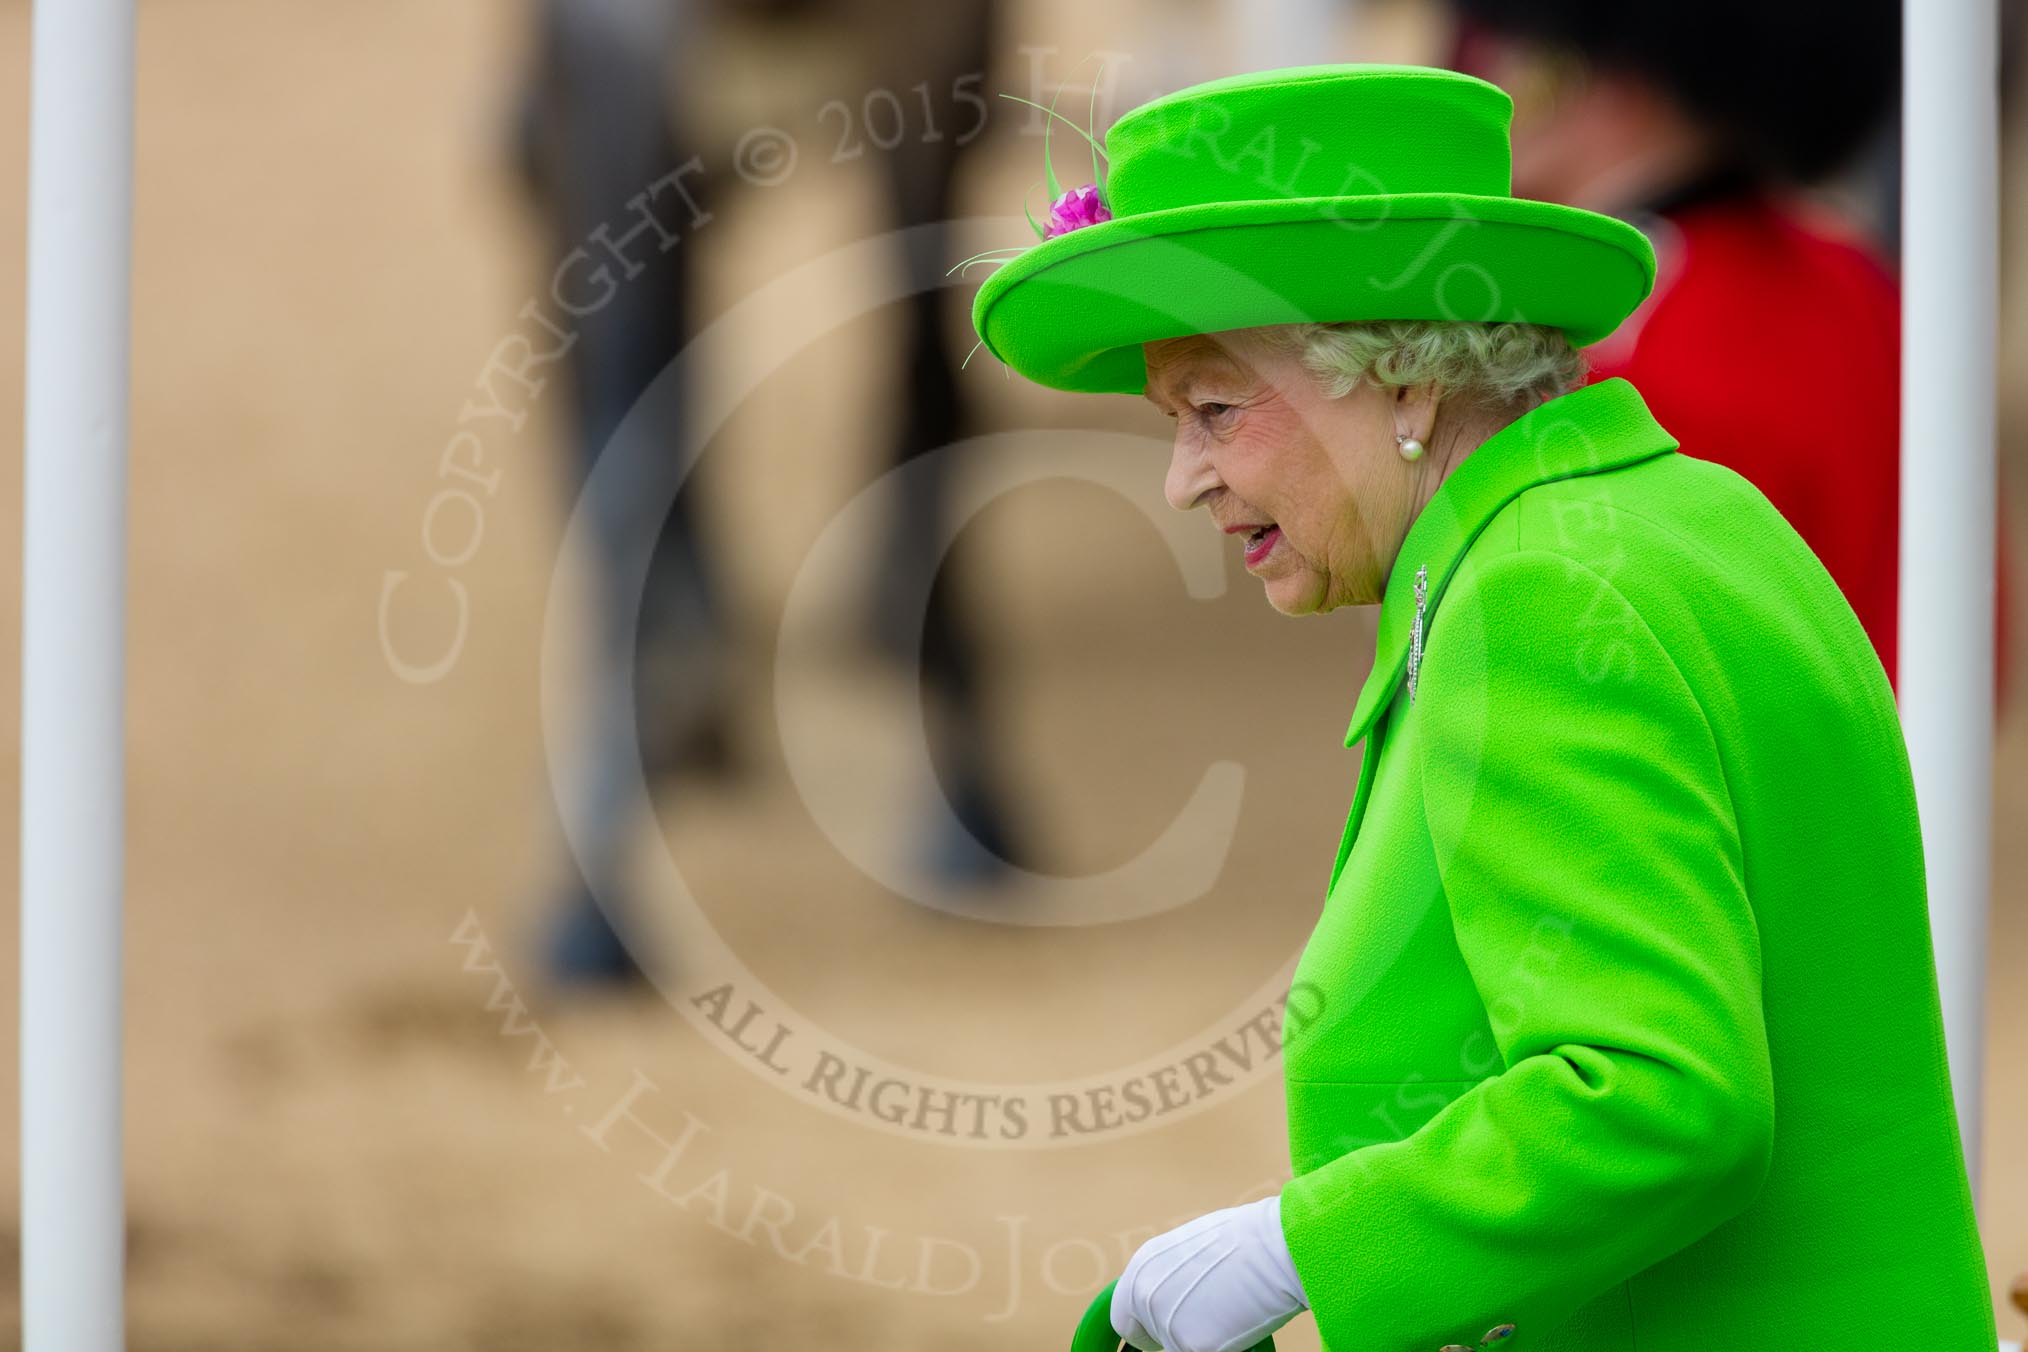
[0,1,2019,1347]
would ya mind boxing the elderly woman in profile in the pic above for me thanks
[968,65,1995,1352]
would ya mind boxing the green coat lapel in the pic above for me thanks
[1340,377,1681,751]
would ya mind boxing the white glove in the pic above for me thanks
[1111,1194,1309,1352]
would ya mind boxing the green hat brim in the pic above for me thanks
[969,193,1656,395]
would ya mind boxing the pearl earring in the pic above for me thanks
[1396,432,1425,461]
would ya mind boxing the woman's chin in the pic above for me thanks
[1260,570,1329,616]
[1258,560,1368,614]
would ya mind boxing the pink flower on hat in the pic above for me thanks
[1044,182,1112,238]
[946,65,1118,374]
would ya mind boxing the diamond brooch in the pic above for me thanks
[1407,564,1429,705]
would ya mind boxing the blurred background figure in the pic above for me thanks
[510,0,1020,987]
[511,0,733,985]
[818,0,1028,890]
[1443,0,2012,692]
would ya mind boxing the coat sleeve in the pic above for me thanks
[1279,548,1777,1350]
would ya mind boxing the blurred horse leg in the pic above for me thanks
[520,0,725,983]
[861,0,1029,884]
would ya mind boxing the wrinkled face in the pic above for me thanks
[1143,329,1426,615]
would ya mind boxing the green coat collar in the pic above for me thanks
[1341,377,1679,748]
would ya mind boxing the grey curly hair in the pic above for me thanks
[1258,319,1588,407]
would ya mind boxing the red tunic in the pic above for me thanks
[1582,191,2011,695]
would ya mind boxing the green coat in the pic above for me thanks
[1278,377,1995,1350]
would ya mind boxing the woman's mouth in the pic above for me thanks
[1242,524,1281,568]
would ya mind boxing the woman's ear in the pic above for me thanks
[1393,381,1441,445]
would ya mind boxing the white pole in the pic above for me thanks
[19,0,135,1344]
[1900,0,1997,1196]
[1235,0,1349,72]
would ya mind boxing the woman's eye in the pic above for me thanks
[1196,401,1235,421]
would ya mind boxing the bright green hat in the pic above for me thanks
[966,63,1657,395]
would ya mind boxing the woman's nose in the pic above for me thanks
[1164,431,1217,513]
